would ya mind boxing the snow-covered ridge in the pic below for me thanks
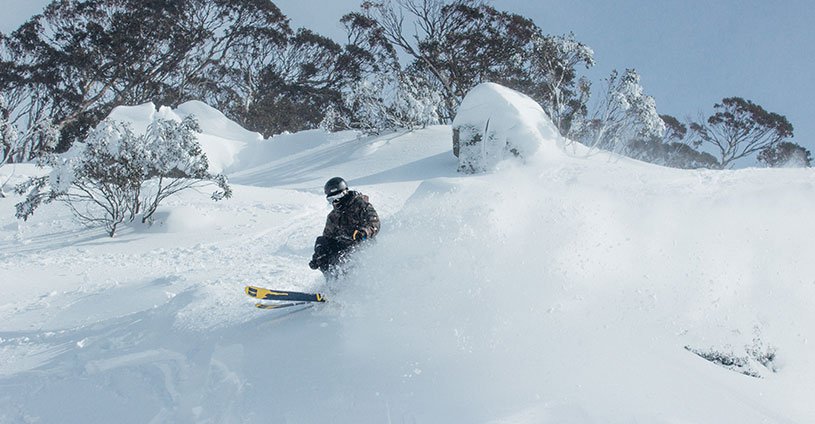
[1,100,814,423]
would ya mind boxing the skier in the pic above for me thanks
[309,177,380,278]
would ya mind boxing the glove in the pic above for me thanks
[309,259,319,270]
[352,229,368,242]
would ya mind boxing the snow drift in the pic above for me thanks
[452,82,564,173]
[1,101,814,423]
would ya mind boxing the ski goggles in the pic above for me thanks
[326,191,347,204]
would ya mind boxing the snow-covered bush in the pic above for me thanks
[452,82,561,173]
[0,96,15,197]
[1,94,58,196]
[685,328,779,379]
[14,115,231,237]
[325,71,443,134]
[526,32,594,135]
[391,72,443,129]
[569,69,664,155]
[685,345,763,378]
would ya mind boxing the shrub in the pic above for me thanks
[15,115,231,236]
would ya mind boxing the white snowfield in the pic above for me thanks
[1,101,814,423]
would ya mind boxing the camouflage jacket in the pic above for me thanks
[323,191,380,246]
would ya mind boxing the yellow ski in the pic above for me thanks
[245,285,327,303]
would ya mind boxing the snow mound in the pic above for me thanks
[108,101,263,144]
[452,82,565,173]
[107,101,266,174]
[175,101,264,144]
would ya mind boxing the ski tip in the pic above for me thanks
[254,302,312,310]
[255,302,281,309]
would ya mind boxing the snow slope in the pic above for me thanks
[1,102,814,423]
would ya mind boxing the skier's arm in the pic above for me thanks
[322,214,338,238]
[359,200,380,238]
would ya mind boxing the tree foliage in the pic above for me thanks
[757,141,811,168]
[2,0,803,174]
[624,138,720,169]
[659,114,687,143]
[622,114,719,169]
[341,0,593,133]
[1,0,370,152]
[690,97,794,169]
[192,26,372,136]
[323,66,443,133]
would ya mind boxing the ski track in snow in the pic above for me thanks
[1,106,814,423]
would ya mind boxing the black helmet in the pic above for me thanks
[324,177,348,197]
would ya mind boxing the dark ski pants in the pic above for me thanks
[311,236,354,280]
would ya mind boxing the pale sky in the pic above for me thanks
[3,0,813,155]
